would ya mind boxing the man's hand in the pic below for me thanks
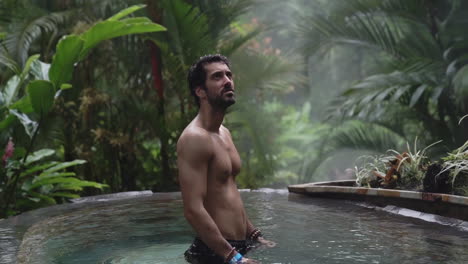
[257,237,276,248]
[240,257,260,263]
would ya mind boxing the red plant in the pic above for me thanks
[2,138,14,168]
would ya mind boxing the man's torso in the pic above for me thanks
[181,122,247,240]
[204,126,246,240]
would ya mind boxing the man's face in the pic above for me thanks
[201,62,235,108]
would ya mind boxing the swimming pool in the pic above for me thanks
[1,190,468,263]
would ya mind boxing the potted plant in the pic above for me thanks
[438,140,468,196]
[355,140,439,191]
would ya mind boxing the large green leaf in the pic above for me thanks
[27,191,56,205]
[49,35,84,88]
[9,109,38,138]
[20,54,40,80]
[29,177,107,190]
[107,4,146,21]
[28,177,82,190]
[42,159,86,174]
[60,83,72,90]
[55,185,83,191]
[27,80,55,115]
[9,95,34,113]
[30,59,51,80]
[0,114,16,131]
[48,192,80,199]
[20,161,59,179]
[25,149,55,165]
[59,180,108,190]
[36,172,76,180]
[2,75,20,106]
[79,17,166,60]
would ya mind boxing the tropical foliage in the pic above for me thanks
[1,0,302,217]
[2,0,468,216]
[353,139,468,196]
[440,140,468,195]
[0,4,165,217]
[294,0,468,179]
[355,140,439,190]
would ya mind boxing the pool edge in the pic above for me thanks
[288,180,468,221]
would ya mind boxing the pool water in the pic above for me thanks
[3,190,468,264]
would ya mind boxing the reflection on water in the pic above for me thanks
[1,191,468,264]
[0,227,19,264]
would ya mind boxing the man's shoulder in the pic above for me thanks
[177,125,212,152]
[179,125,210,142]
[220,125,232,136]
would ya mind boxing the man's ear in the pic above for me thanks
[195,86,206,99]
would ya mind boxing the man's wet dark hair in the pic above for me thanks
[188,54,231,107]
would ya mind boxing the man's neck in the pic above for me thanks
[197,104,227,133]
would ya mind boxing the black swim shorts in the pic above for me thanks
[184,237,254,264]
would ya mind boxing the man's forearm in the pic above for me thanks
[245,215,263,242]
[244,206,260,239]
[185,207,234,259]
[246,218,256,237]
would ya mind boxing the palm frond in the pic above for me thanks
[328,120,406,153]
[161,0,214,63]
[296,0,447,62]
[0,49,20,74]
[3,10,72,66]
[328,70,443,121]
[298,120,407,183]
[192,0,253,37]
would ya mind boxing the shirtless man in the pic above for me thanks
[177,55,274,264]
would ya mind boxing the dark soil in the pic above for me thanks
[452,171,468,196]
[423,163,451,193]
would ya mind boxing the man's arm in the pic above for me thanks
[243,204,276,249]
[177,131,234,260]
[245,217,256,238]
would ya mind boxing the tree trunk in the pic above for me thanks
[147,0,172,190]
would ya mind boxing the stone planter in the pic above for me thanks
[288,180,468,221]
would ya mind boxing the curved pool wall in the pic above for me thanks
[0,191,157,264]
[2,189,468,264]
[288,180,468,221]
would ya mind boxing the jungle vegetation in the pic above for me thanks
[1,0,467,217]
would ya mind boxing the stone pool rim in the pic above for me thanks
[288,180,468,221]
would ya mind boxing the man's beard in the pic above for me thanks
[206,88,235,110]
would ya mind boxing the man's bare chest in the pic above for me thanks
[209,136,241,180]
